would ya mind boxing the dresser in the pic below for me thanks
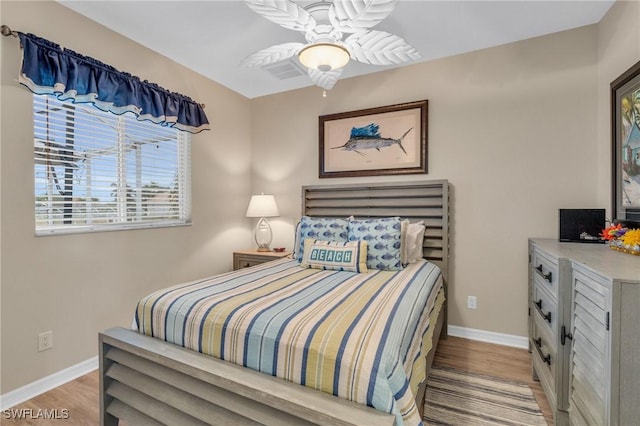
[528,239,639,426]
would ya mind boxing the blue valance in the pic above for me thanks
[17,32,210,134]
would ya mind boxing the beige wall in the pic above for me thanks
[251,26,601,338]
[0,1,253,393]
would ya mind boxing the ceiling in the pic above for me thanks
[58,0,614,99]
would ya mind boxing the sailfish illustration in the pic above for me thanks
[332,124,412,157]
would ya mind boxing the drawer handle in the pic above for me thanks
[561,325,573,346]
[534,337,552,366]
[535,264,553,283]
[534,299,552,323]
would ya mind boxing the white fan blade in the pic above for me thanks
[245,0,316,32]
[329,0,398,33]
[344,30,420,65]
[241,42,305,68]
[308,68,343,90]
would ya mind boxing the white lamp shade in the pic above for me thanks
[299,43,350,72]
[245,194,279,218]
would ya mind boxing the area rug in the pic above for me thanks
[423,366,547,426]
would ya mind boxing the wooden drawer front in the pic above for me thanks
[233,254,277,270]
[532,317,557,410]
[236,258,263,269]
[533,315,556,377]
[570,270,610,426]
[532,283,558,342]
[233,251,291,271]
[532,248,559,300]
[233,255,267,269]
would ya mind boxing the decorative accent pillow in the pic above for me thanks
[400,219,410,264]
[348,217,402,270]
[300,239,368,273]
[294,216,349,262]
[404,221,426,263]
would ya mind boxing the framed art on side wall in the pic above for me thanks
[611,60,640,228]
[319,100,428,178]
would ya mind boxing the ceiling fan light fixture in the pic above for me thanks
[298,43,350,72]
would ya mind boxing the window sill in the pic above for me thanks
[35,221,192,237]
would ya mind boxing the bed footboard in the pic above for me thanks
[99,327,394,426]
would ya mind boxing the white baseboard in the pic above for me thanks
[448,325,529,349]
[0,356,98,410]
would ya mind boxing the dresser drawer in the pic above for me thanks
[532,283,558,342]
[532,247,559,300]
[532,315,558,412]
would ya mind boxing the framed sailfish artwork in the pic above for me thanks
[319,100,428,178]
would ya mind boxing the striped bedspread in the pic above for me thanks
[135,258,443,426]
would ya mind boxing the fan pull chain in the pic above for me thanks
[323,90,327,98]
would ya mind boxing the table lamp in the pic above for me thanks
[245,194,280,252]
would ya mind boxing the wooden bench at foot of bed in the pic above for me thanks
[99,327,395,426]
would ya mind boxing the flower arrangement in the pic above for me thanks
[600,224,640,255]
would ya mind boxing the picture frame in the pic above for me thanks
[319,100,427,178]
[611,60,640,228]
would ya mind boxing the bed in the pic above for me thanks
[99,180,449,426]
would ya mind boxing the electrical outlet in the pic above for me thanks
[467,296,477,310]
[38,331,53,352]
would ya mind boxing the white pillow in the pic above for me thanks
[401,219,409,264]
[407,222,426,262]
[401,220,425,264]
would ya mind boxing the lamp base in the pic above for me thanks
[254,218,273,253]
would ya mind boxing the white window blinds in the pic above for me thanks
[34,94,191,235]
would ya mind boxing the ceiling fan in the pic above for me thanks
[241,0,421,91]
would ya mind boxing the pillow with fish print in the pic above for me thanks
[348,217,402,270]
[294,216,350,262]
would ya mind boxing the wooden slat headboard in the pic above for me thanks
[301,180,449,281]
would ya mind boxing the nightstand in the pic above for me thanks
[233,249,291,270]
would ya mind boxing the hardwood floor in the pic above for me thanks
[1,372,99,425]
[2,336,552,425]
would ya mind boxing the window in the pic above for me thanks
[34,95,191,235]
